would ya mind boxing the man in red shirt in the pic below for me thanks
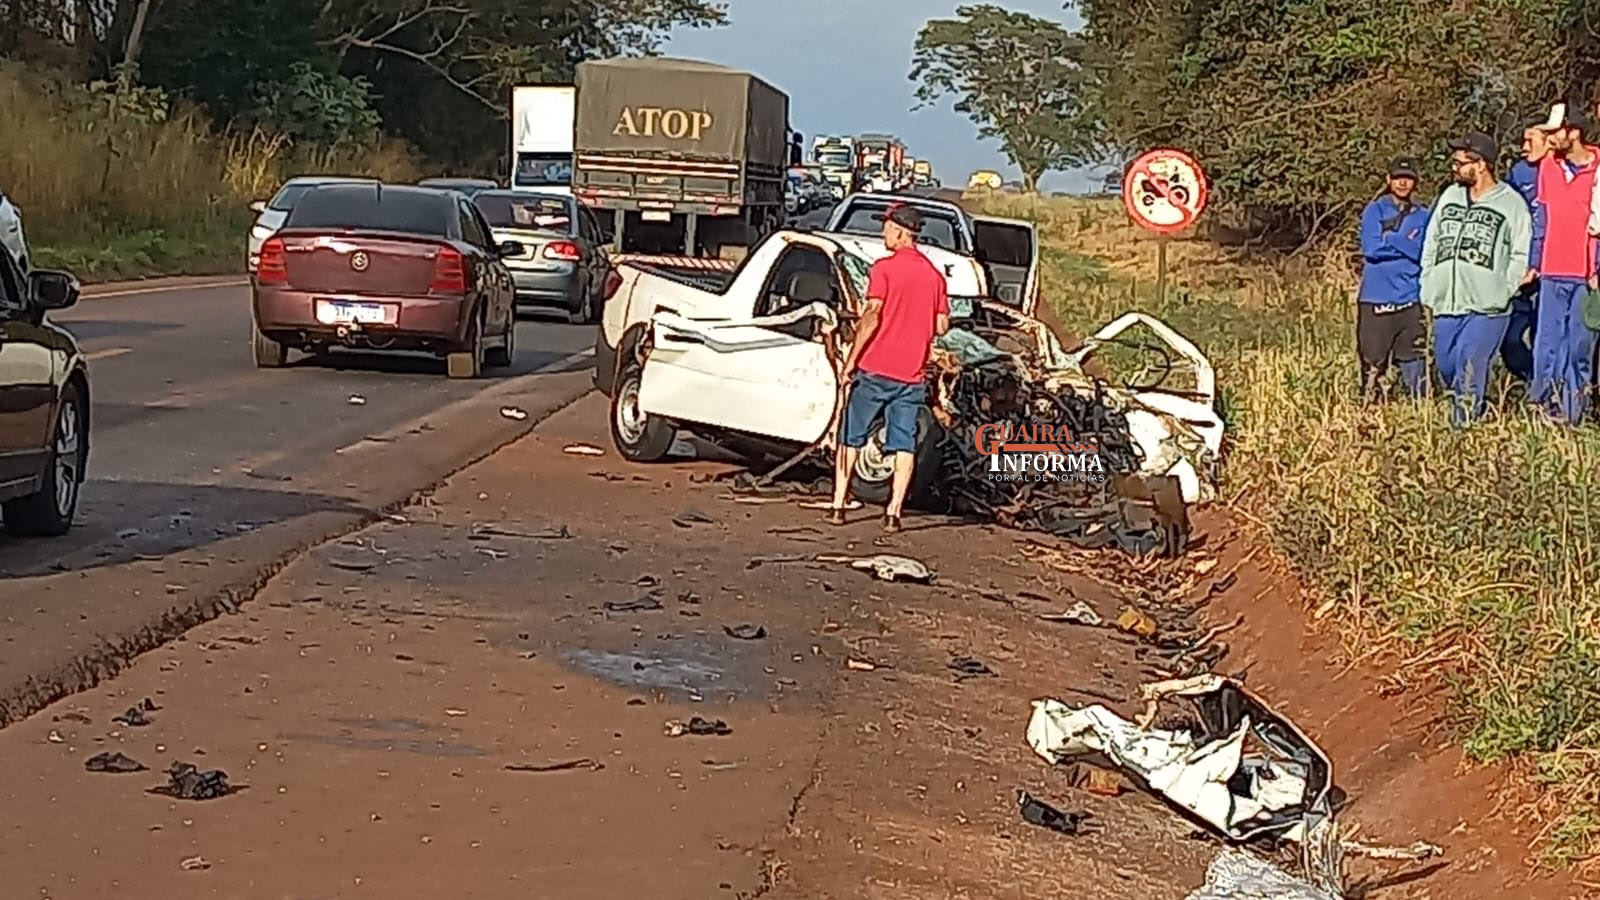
[828,204,950,532]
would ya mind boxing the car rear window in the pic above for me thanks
[474,193,572,232]
[285,186,454,235]
[835,204,962,253]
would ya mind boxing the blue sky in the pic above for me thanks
[663,0,1096,192]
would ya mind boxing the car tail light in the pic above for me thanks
[542,241,581,262]
[602,268,623,301]
[256,238,287,284]
[430,245,466,293]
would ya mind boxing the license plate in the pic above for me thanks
[316,300,388,325]
[641,209,672,222]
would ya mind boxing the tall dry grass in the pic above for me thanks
[981,192,1600,868]
[0,62,420,277]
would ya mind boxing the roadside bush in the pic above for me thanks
[0,61,419,279]
[979,191,1600,868]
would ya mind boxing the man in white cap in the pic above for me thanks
[1530,102,1600,424]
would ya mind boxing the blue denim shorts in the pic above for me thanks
[840,371,925,453]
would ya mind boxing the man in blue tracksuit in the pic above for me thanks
[1502,124,1548,384]
[1356,157,1430,401]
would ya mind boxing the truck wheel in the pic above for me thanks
[849,407,944,508]
[610,361,674,462]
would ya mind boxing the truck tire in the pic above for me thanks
[849,407,944,508]
[610,361,675,462]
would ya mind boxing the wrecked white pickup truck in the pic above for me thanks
[593,226,1224,553]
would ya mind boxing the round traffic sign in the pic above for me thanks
[1122,148,1208,234]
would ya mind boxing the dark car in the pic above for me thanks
[251,184,522,379]
[417,177,500,197]
[471,190,611,324]
[0,244,88,536]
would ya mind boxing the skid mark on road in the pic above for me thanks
[84,346,132,361]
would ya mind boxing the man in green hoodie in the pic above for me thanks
[1420,131,1534,427]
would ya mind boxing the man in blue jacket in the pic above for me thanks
[1501,123,1548,383]
[1357,157,1431,400]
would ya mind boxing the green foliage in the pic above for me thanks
[252,63,382,147]
[1076,0,1570,241]
[911,4,1099,191]
[8,0,729,169]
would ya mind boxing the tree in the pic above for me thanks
[910,4,1099,193]
[323,0,729,112]
[1076,0,1568,245]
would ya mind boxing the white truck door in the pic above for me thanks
[638,244,845,444]
[971,216,1039,315]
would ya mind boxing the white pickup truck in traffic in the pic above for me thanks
[823,193,1039,311]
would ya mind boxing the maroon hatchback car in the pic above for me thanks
[251,183,521,378]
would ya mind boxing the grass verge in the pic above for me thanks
[1,61,420,282]
[975,191,1600,869]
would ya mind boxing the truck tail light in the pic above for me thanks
[543,241,581,262]
[256,238,287,284]
[430,245,466,294]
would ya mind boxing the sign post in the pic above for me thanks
[1121,148,1209,306]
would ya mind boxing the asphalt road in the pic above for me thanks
[0,279,600,723]
[0,281,596,576]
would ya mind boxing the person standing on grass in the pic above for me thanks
[1356,157,1430,401]
[828,203,949,533]
[1529,103,1600,424]
[1420,132,1533,427]
[1502,123,1550,384]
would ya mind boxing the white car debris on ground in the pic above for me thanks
[1026,675,1334,846]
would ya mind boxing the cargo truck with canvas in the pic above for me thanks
[573,58,789,259]
[510,86,576,196]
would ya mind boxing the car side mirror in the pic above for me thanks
[497,240,526,259]
[29,269,79,311]
[248,200,267,214]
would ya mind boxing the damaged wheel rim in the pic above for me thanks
[854,428,895,484]
[616,378,647,444]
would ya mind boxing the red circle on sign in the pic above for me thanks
[1122,148,1208,235]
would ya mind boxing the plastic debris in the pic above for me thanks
[949,656,997,680]
[604,594,664,613]
[85,751,147,773]
[505,758,604,773]
[665,716,732,737]
[499,406,528,421]
[1182,849,1340,900]
[1026,675,1332,845]
[152,761,233,801]
[846,658,880,672]
[672,508,717,528]
[1017,789,1093,836]
[722,624,767,640]
[1039,601,1105,626]
[562,443,605,456]
[844,554,933,583]
[180,855,212,872]
[1115,608,1158,638]
[347,394,367,406]
[112,698,159,728]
